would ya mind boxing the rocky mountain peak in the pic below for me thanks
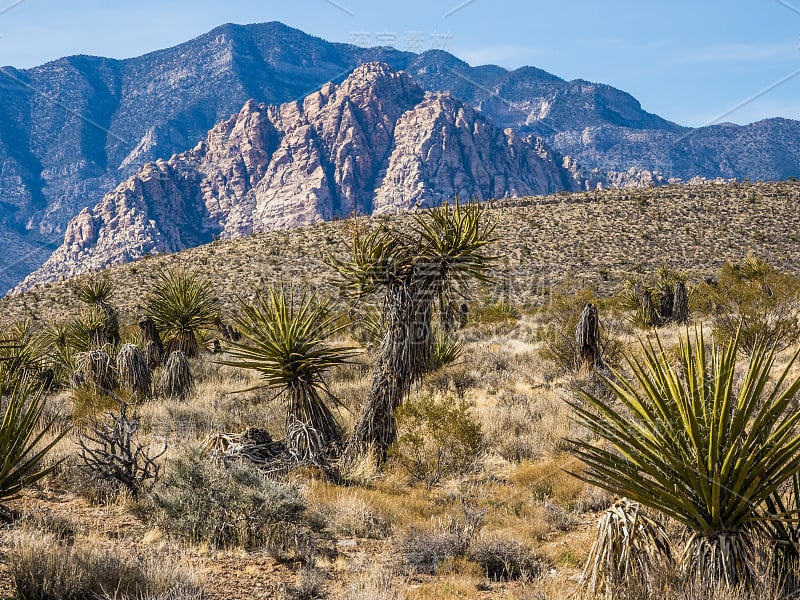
[17,63,567,292]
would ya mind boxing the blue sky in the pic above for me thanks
[1,0,798,127]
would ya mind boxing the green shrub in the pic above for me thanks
[390,394,482,488]
[148,446,306,549]
[470,300,520,325]
[694,257,800,353]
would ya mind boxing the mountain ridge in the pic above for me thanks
[16,62,568,291]
[1,21,798,293]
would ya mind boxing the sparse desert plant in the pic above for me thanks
[116,343,153,399]
[467,538,543,581]
[332,201,497,461]
[78,397,166,498]
[8,531,202,600]
[222,286,356,463]
[396,498,486,574]
[569,328,800,587]
[695,257,800,354]
[148,445,306,549]
[158,351,193,400]
[145,268,220,357]
[0,378,66,518]
[390,394,482,488]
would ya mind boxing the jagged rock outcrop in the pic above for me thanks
[18,63,566,290]
[3,22,800,292]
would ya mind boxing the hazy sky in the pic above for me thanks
[1,0,798,127]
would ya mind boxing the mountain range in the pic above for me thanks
[4,21,800,293]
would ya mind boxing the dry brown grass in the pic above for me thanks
[3,180,800,598]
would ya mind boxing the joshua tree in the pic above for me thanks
[332,201,496,461]
[570,329,800,588]
[222,287,356,463]
[144,268,220,357]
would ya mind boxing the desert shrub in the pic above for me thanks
[470,299,520,325]
[694,257,800,353]
[537,286,623,373]
[390,394,482,488]
[316,492,390,539]
[339,566,400,600]
[148,446,306,549]
[467,538,543,581]
[78,398,166,498]
[8,532,202,600]
[482,392,549,462]
[395,529,466,575]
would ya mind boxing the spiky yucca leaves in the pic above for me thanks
[0,377,66,518]
[332,201,497,461]
[569,329,800,587]
[65,308,117,352]
[158,351,193,400]
[580,499,672,598]
[144,268,220,357]
[222,287,356,462]
[116,344,152,400]
[0,322,51,392]
[427,329,463,372]
[74,276,120,346]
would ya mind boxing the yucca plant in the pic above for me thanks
[65,307,116,352]
[144,268,220,357]
[0,322,51,392]
[427,329,464,372]
[0,377,66,518]
[116,343,152,400]
[222,286,357,462]
[331,200,497,460]
[569,328,800,587]
[158,351,193,400]
[74,276,120,346]
[581,498,672,597]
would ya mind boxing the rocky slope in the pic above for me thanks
[18,63,566,290]
[2,21,800,292]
